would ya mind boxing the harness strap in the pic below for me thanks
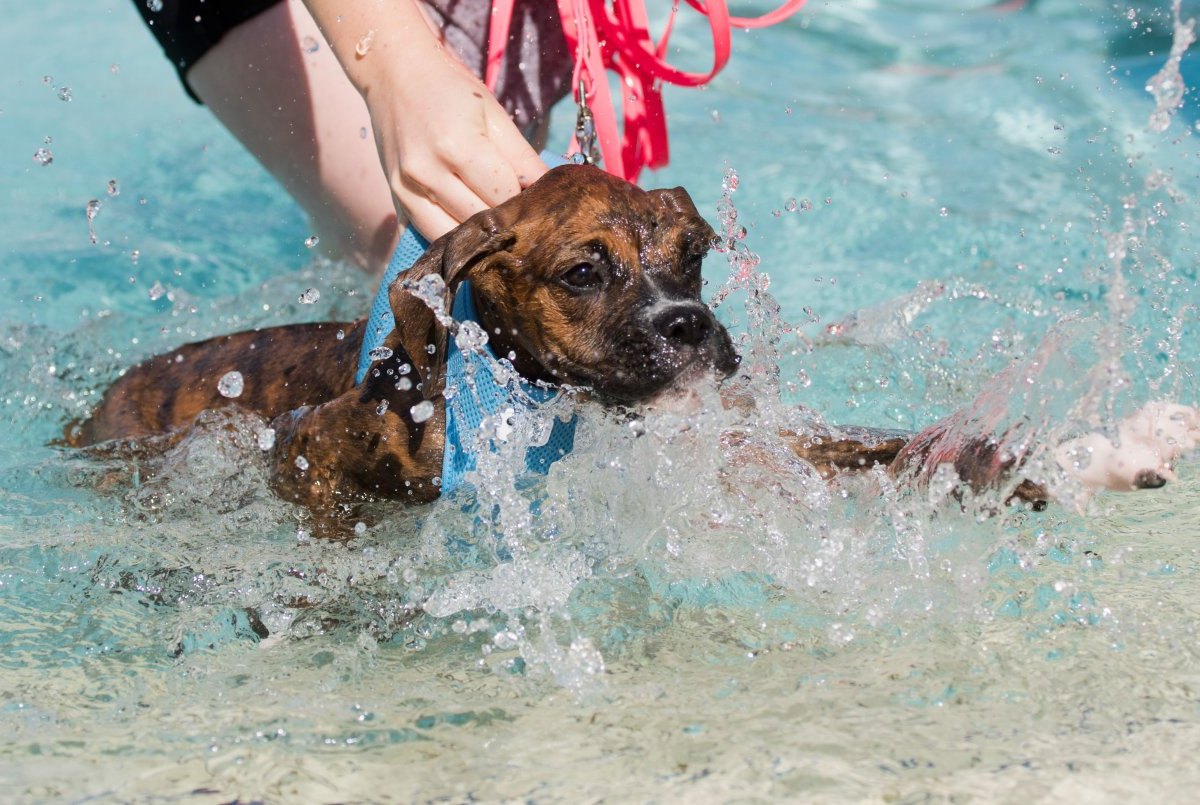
[355,152,577,496]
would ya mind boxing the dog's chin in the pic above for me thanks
[641,365,727,414]
[544,340,739,407]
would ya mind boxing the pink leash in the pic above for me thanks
[486,0,808,183]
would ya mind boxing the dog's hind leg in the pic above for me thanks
[266,332,448,519]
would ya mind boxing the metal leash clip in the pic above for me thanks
[573,79,602,167]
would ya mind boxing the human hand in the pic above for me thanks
[365,48,549,240]
[301,0,548,242]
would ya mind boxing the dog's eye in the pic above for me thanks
[560,262,603,290]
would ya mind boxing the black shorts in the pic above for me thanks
[134,0,280,102]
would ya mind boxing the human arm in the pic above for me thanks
[300,0,548,240]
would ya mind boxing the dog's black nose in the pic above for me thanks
[654,304,712,346]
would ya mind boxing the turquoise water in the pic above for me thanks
[5,1,1200,800]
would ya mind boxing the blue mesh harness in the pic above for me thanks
[355,159,577,495]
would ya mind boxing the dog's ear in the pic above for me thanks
[386,210,515,397]
[649,187,718,249]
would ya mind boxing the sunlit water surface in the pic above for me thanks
[4,1,1200,801]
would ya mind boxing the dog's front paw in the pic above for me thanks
[1054,402,1200,492]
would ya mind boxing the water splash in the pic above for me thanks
[402,273,455,329]
[1145,0,1196,133]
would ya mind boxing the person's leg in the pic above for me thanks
[186,0,399,273]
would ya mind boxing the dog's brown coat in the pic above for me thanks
[71,166,744,513]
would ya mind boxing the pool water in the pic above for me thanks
[4,1,1200,800]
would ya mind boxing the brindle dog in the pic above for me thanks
[70,165,1193,521]
[71,166,749,512]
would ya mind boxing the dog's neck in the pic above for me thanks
[468,285,557,388]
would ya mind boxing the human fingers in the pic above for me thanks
[395,138,518,235]
[394,177,462,242]
[451,112,548,208]
[485,111,550,189]
[445,155,522,213]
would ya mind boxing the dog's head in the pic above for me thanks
[389,164,739,403]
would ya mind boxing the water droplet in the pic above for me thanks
[298,288,320,304]
[799,198,814,211]
[146,0,163,12]
[304,234,319,248]
[86,199,102,244]
[110,63,120,74]
[359,127,369,139]
[376,399,389,415]
[355,29,375,56]
[257,427,276,451]
[302,35,320,54]
[295,455,309,471]
[785,198,797,212]
[353,521,367,535]
[711,109,722,124]
[396,377,412,391]
[938,206,950,217]
[368,345,393,361]
[493,630,520,649]
[217,370,244,398]
[336,329,345,340]
[106,179,120,197]
[148,281,165,301]
[57,87,72,102]
[410,400,435,423]
[32,147,53,166]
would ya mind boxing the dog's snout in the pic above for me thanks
[654,305,712,347]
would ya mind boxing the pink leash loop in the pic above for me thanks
[488,0,808,182]
[484,1,515,91]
